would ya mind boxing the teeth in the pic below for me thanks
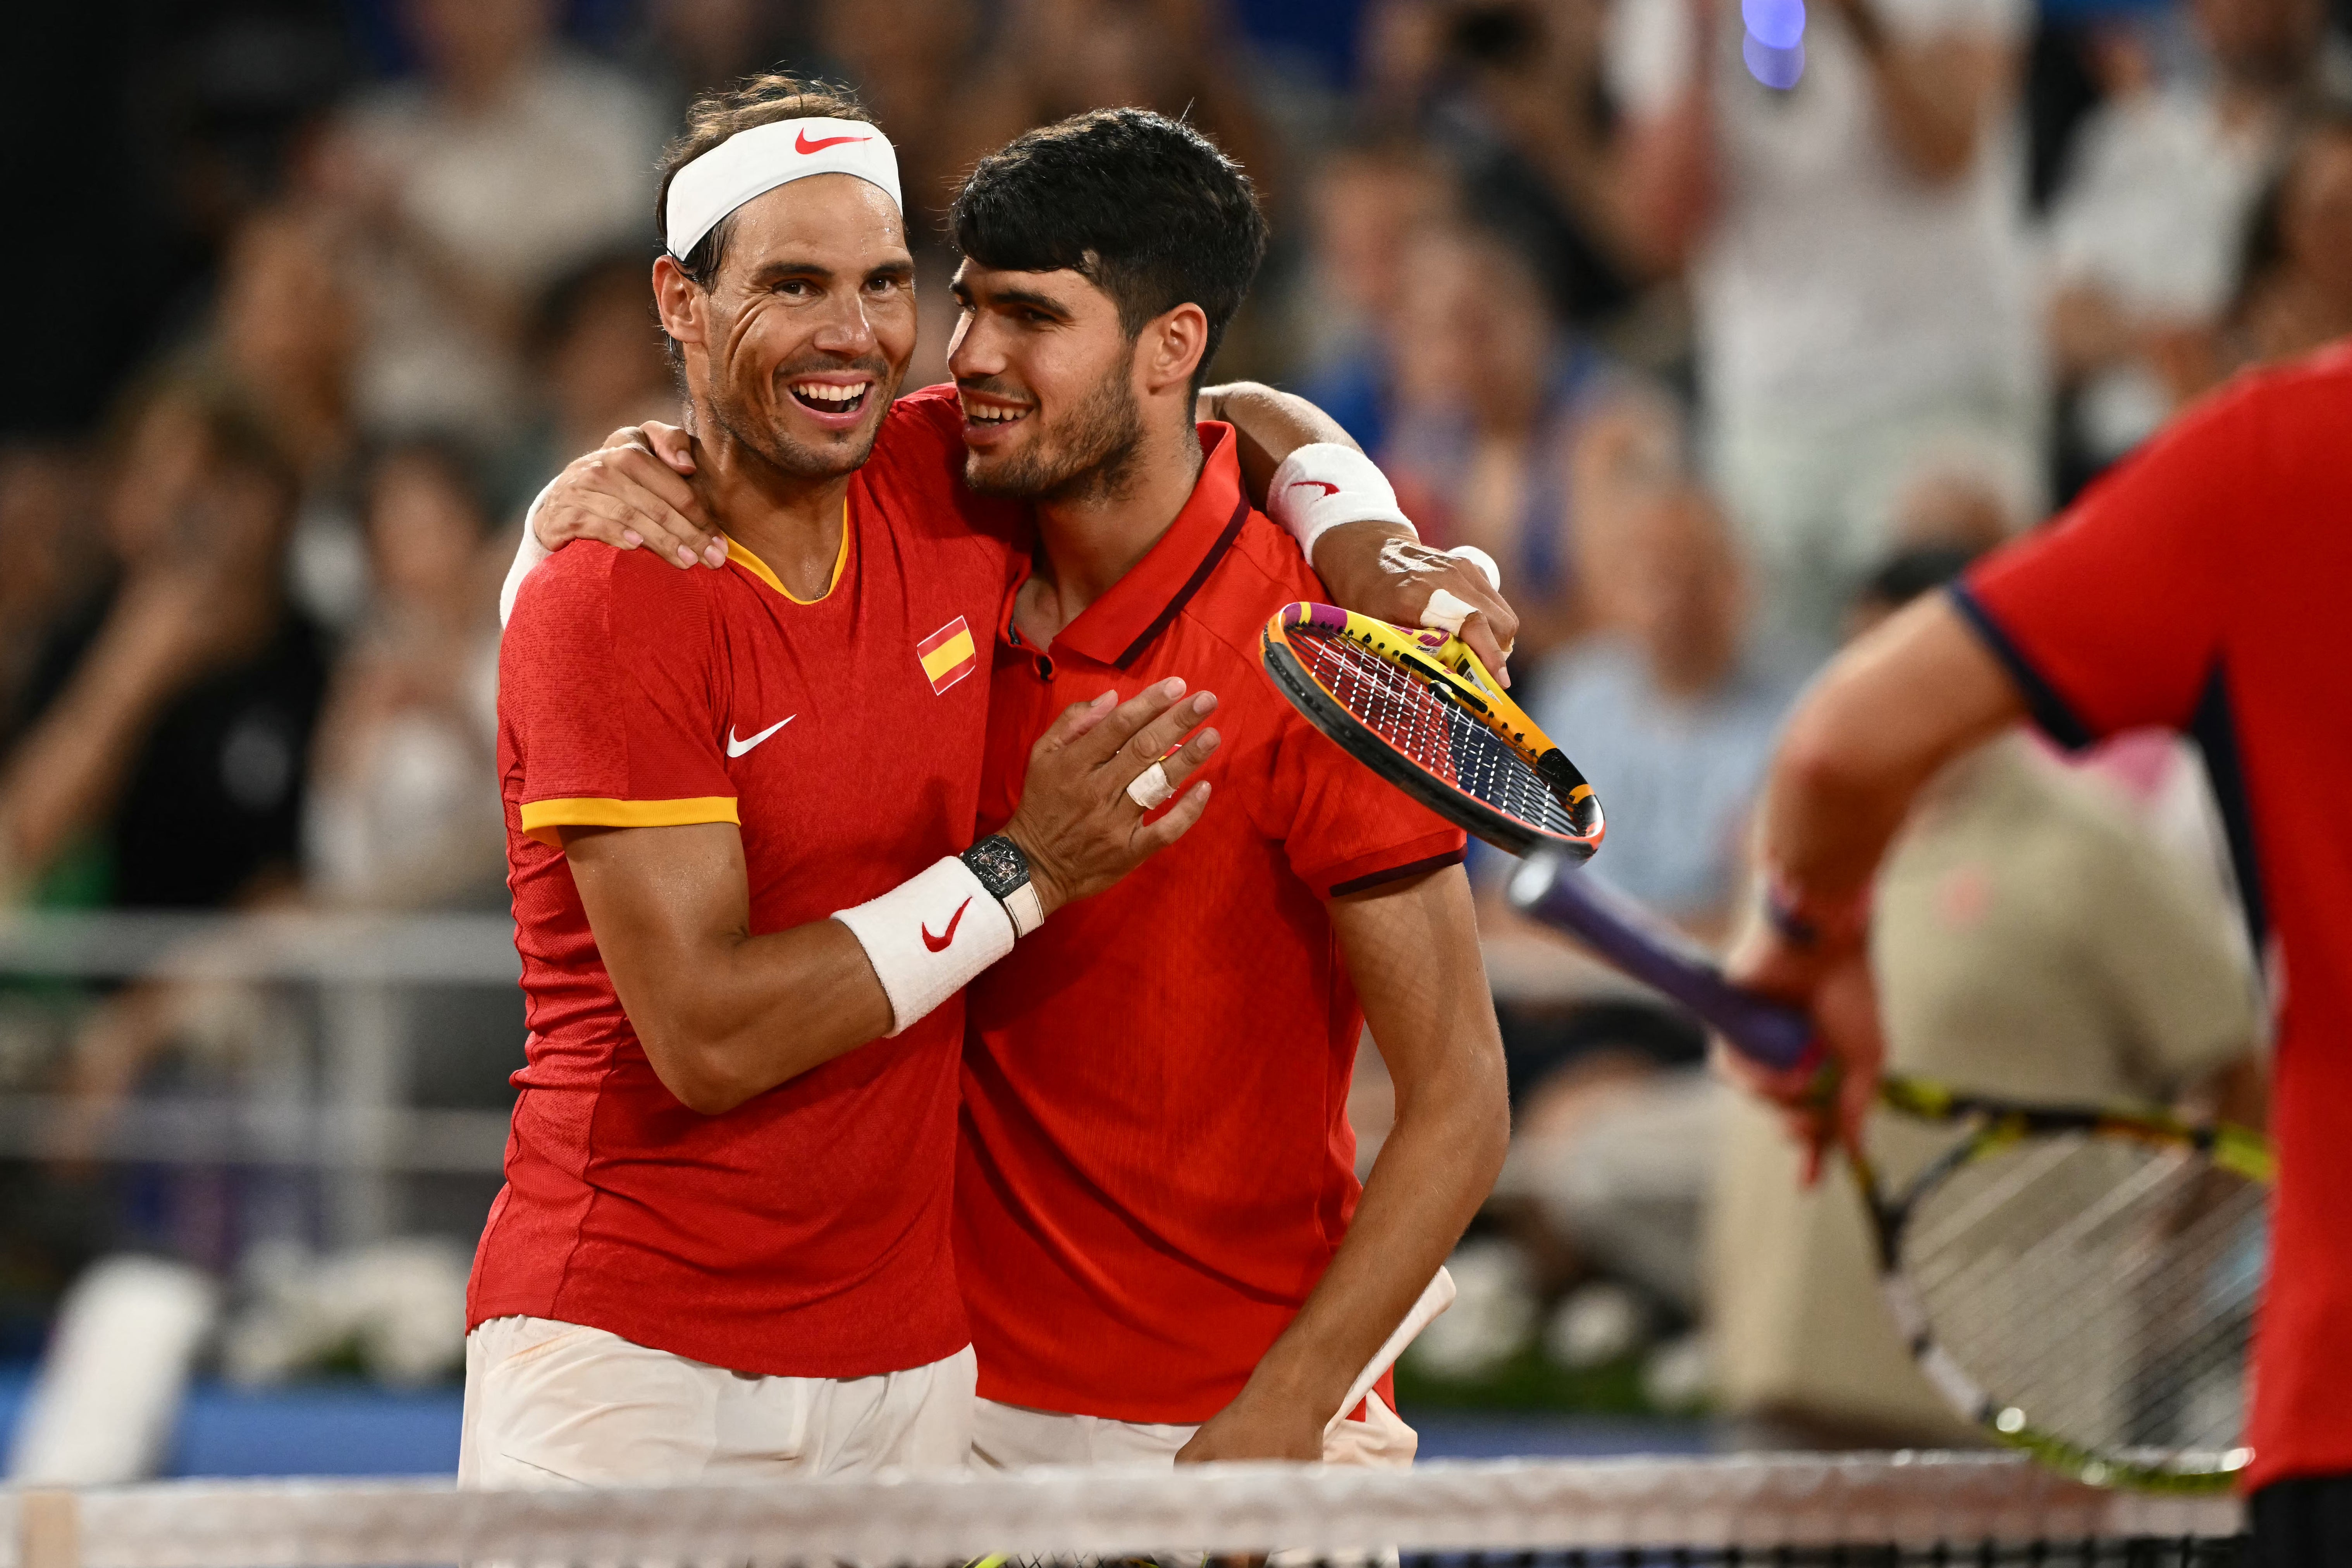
[968,405,1027,423]
[793,383,866,405]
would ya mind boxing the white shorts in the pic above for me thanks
[970,1391,1418,1470]
[459,1315,976,1488]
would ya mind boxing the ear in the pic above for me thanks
[1137,303,1210,397]
[653,256,707,353]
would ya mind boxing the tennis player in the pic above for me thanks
[943,111,1509,1469]
[473,81,1225,1490]
[1720,342,2351,1564]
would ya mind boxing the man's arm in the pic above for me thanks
[1826,0,2015,184]
[1175,865,1510,1461]
[567,681,1221,1115]
[1722,593,2023,1154]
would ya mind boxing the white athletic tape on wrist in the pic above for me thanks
[498,479,561,629]
[1267,443,1416,558]
[1125,761,1175,811]
[832,856,1015,1037]
[666,119,902,259]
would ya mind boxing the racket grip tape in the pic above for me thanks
[1506,853,1821,1073]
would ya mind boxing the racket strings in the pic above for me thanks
[1296,631,1583,837]
[1900,1133,2264,1461]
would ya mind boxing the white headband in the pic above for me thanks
[664,117,903,259]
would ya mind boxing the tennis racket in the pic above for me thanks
[1504,851,2269,1494]
[1259,603,1604,859]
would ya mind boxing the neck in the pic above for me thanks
[1025,412,1203,642]
[686,396,852,596]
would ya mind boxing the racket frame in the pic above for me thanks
[1260,603,1604,858]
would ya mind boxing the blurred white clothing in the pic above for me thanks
[969,1392,1417,1470]
[459,1315,976,1487]
[2047,87,2276,459]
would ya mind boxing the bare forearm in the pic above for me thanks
[0,637,185,873]
[1758,595,2024,903]
[1198,382,1360,504]
[1840,3,2005,183]
[1621,96,1717,274]
[634,918,895,1112]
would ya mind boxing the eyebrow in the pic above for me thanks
[979,285,1075,320]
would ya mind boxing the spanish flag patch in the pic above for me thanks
[917,615,977,695]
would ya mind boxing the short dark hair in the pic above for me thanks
[654,74,876,292]
[950,109,1269,392]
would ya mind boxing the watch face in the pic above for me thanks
[965,834,1030,896]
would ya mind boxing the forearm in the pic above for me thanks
[1199,382,1361,502]
[1246,1057,1508,1418]
[1841,3,2003,183]
[0,637,184,874]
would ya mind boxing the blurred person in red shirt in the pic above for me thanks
[1722,341,2352,1559]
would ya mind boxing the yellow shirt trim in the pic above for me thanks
[726,501,850,605]
[920,628,977,683]
[519,796,740,848]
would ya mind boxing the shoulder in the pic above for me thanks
[508,544,716,652]
[860,385,1028,555]
[1180,512,1319,664]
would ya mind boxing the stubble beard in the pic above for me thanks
[702,355,902,483]
[964,360,1144,505]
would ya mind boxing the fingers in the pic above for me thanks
[1036,690,1121,756]
[1118,688,1218,777]
[1458,612,1512,689]
[1072,677,1191,766]
[565,450,723,569]
[643,421,695,474]
[1130,719,1222,804]
[1130,779,1211,854]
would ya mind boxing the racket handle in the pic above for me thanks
[1506,853,1821,1074]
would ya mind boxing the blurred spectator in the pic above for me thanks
[1409,0,1645,330]
[1291,138,1459,452]
[2046,0,2331,488]
[1706,546,2262,1448]
[1610,0,2040,650]
[1528,480,1802,939]
[1378,229,1633,658]
[0,386,327,911]
[623,0,809,120]
[495,250,680,518]
[305,442,505,910]
[315,0,661,438]
[0,447,102,753]
[2232,108,2352,363]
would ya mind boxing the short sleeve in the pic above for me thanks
[1605,0,1693,120]
[502,549,738,848]
[1955,380,2257,747]
[1262,715,1468,899]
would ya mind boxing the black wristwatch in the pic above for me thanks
[960,834,1044,937]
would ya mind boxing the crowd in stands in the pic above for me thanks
[0,0,2338,1415]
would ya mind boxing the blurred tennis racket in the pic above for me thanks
[1255,604,2270,1493]
[1259,603,1604,858]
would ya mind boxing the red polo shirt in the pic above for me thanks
[955,423,1467,1424]
[1955,344,2352,1491]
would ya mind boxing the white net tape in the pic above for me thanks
[0,1455,2245,1568]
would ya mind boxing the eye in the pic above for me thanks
[775,279,812,297]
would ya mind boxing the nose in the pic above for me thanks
[810,290,879,358]
[946,311,1003,380]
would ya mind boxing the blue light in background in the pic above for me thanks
[1743,32,1807,88]
[1742,0,1807,50]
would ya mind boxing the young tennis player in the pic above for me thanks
[487,79,1512,1489]
[942,110,1510,1469]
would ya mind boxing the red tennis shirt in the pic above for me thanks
[476,386,1021,1377]
[956,423,1468,1424]
[1955,344,2352,1492]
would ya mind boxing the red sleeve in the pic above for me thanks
[1264,713,1469,899]
[504,547,738,847]
[1956,375,2262,746]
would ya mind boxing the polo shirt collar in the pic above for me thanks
[1037,421,1253,671]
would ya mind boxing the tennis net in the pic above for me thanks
[3,1453,2246,1568]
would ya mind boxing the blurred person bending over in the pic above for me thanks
[1709,546,2261,1451]
[485,80,1508,1485]
[1722,340,2352,1560]
[2045,0,2331,483]
[943,112,1507,1469]
[1611,0,2037,648]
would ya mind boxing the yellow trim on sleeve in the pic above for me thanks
[919,628,977,683]
[726,502,850,605]
[519,796,741,847]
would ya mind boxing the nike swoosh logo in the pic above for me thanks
[922,898,972,953]
[797,129,873,154]
[726,716,795,757]
[1288,479,1340,497]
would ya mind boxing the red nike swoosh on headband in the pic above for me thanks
[1288,480,1340,497]
[922,898,972,953]
[797,129,874,154]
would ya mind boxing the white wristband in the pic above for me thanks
[498,478,560,628]
[832,856,1017,1036]
[1267,443,1416,559]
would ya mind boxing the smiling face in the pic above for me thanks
[655,173,916,480]
[946,260,1149,502]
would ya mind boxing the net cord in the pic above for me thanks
[0,1455,2245,1568]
